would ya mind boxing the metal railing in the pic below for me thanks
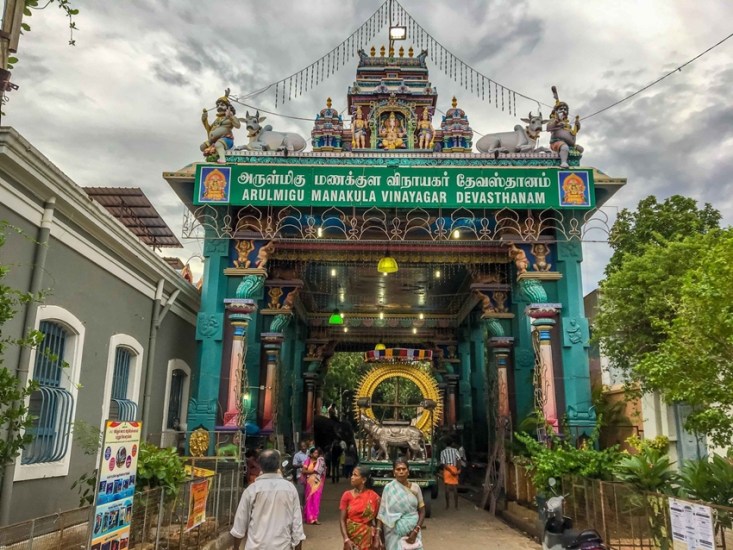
[0,469,243,549]
[559,476,733,550]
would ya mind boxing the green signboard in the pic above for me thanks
[193,164,595,210]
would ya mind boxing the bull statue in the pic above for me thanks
[235,111,307,153]
[361,414,425,460]
[475,112,550,154]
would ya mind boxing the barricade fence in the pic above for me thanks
[0,469,243,550]
[559,476,733,550]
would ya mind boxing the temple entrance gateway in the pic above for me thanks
[163,14,625,510]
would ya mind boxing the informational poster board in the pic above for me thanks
[89,421,142,550]
[185,478,211,531]
[669,497,715,550]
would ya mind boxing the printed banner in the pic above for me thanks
[669,497,715,550]
[185,478,211,531]
[194,164,595,210]
[89,421,142,550]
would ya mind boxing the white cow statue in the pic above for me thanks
[236,111,307,153]
[476,112,550,154]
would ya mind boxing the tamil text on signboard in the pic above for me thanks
[194,165,595,210]
[89,421,142,550]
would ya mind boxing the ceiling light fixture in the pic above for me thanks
[330,268,337,277]
[317,227,323,238]
[375,342,386,351]
[389,25,407,41]
[377,252,398,274]
[412,327,418,334]
[328,309,344,325]
[434,269,441,278]
[379,311,384,320]
[419,312,424,320]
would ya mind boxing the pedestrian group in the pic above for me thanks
[230,438,465,550]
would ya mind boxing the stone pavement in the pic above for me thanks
[302,477,539,549]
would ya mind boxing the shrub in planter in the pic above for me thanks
[136,442,187,497]
[614,447,678,550]
[514,430,621,496]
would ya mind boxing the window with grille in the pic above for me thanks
[22,321,74,465]
[109,347,138,421]
[166,369,186,430]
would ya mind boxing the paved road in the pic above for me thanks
[302,478,539,549]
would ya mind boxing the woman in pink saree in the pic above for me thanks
[302,447,327,524]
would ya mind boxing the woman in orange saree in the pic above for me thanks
[340,466,381,550]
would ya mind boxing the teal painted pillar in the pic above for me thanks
[235,274,267,432]
[222,299,257,428]
[527,305,561,433]
[459,326,474,427]
[261,312,293,434]
[556,239,595,434]
[511,281,534,423]
[291,324,307,438]
[456,333,471,428]
[190,236,229,431]
[469,318,487,444]
[303,369,320,434]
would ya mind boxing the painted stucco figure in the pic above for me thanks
[200,90,241,164]
[506,242,529,275]
[234,240,254,268]
[546,86,584,168]
[474,290,495,316]
[352,106,368,149]
[379,112,406,149]
[256,241,275,268]
[531,243,552,271]
[416,108,434,150]
[475,112,549,154]
[237,111,307,152]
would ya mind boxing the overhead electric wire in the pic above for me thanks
[224,5,732,126]
[581,30,733,120]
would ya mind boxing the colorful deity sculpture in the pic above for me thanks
[546,86,584,168]
[379,112,406,149]
[416,108,434,150]
[200,90,241,164]
[352,106,368,149]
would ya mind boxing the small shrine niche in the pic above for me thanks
[311,98,345,152]
[440,97,473,153]
[308,44,479,153]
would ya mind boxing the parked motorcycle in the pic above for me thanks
[280,453,294,482]
[542,479,607,550]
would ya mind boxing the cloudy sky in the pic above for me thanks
[5,0,733,294]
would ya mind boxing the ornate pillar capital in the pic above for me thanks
[235,273,266,300]
[525,303,562,321]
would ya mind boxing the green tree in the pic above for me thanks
[0,224,41,472]
[322,352,366,409]
[632,229,733,446]
[594,236,706,374]
[605,195,720,277]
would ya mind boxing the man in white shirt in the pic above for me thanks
[230,449,305,550]
[291,441,309,507]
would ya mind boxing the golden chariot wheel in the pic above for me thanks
[353,362,443,435]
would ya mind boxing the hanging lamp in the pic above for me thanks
[374,342,386,351]
[328,309,344,325]
[377,252,398,274]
